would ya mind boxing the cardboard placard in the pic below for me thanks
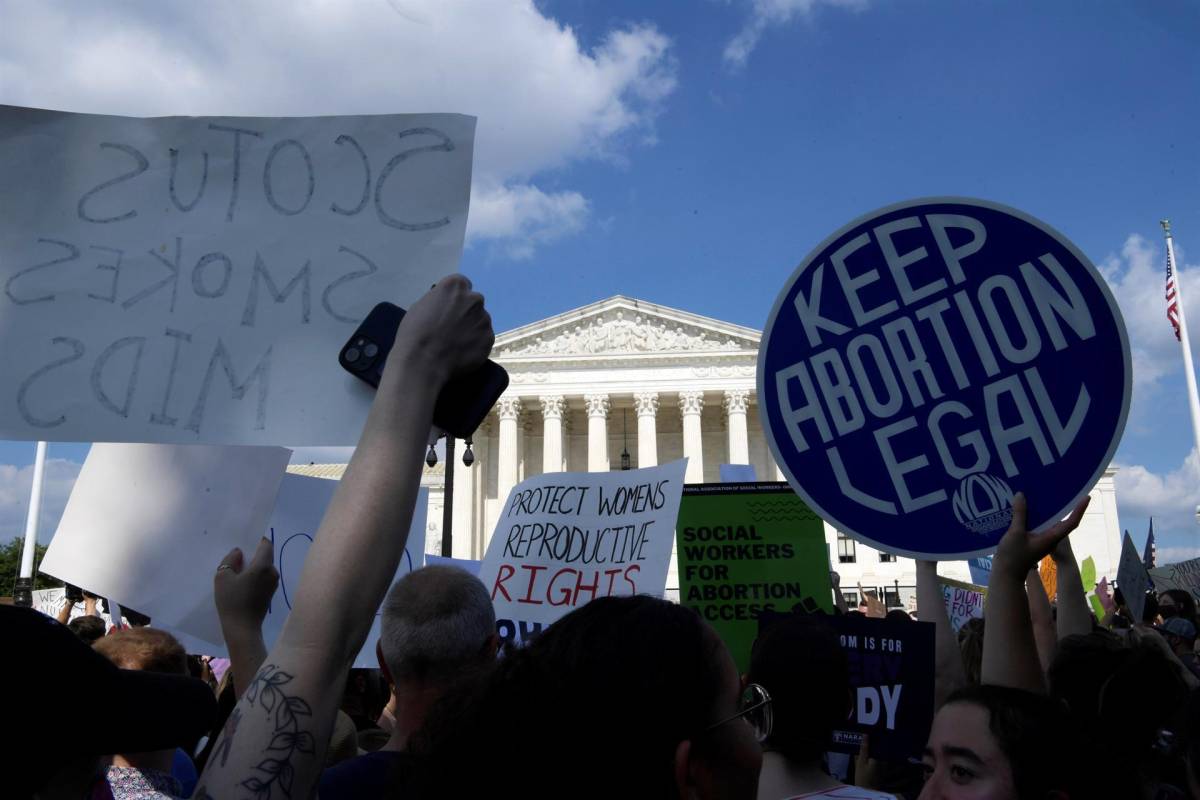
[479,460,687,644]
[0,105,475,445]
[758,198,1131,559]
[676,482,832,670]
[1117,531,1151,622]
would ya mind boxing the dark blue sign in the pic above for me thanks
[758,199,1131,559]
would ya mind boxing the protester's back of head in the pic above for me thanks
[379,565,496,684]
[93,626,187,675]
[748,614,847,764]
[1047,629,1128,726]
[958,617,985,686]
[68,614,106,645]
[410,595,757,799]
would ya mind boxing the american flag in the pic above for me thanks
[1167,250,1182,341]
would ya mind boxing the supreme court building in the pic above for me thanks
[293,295,1124,607]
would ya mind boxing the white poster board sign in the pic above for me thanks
[938,577,986,632]
[0,105,475,445]
[249,473,426,669]
[479,460,687,643]
[40,442,291,630]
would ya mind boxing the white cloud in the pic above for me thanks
[470,182,589,260]
[1098,234,1200,431]
[724,0,868,67]
[1114,449,1200,563]
[0,1,676,258]
[0,459,83,546]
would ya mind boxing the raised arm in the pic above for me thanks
[982,493,1088,694]
[1052,536,1091,639]
[1025,568,1057,675]
[214,536,279,700]
[196,276,493,799]
[916,560,966,708]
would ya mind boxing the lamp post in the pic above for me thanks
[620,409,631,471]
[426,435,475,556]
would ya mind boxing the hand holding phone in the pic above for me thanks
[340,300,508,439]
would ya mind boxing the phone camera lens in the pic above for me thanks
[344,347,361,363]
[364,343,379,358]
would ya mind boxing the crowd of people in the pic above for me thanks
[6,277,1200,799]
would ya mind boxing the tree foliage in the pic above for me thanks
[0,537,62,598]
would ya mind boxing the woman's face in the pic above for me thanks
[918,702,1017,800]
[1159,594,1179,618]
[687,630,762,800]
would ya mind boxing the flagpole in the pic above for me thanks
[14,440,48,607]
[1162,220,1200,474]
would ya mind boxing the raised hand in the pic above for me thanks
[993,493,1089,581]
[215,537,279,635]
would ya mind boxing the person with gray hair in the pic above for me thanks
[318,565,499,798]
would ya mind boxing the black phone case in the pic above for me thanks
[339,302,509,439]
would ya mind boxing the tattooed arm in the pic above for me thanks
[196,277,494,799]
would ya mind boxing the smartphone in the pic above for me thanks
[339,302,509,439]
[64,584,84,604]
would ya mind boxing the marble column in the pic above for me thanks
[496,397,522,503]
[584,393,610,472]
[634,391,659,468]
[540,395,566,473]
[723,389,750,465]
[679,391,705,483]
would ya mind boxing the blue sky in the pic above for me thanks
[1,0,1198,561]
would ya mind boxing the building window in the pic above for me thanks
[837,532,856,563]
[884,588,902,608]
[842,591,858,606]
[879,552,897,563]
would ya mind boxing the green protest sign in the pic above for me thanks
[676,482,832,670]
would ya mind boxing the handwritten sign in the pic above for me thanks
[1148,557,1200,604]
[0,105,475,445]
[676,482,832,671]
[758,198,1131,559]
[938,577,986,632]
[479,460,687,644]
[40,443,290,632]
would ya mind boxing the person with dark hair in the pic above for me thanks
[749,614,895,799]
[68,613,106,645]
[1159,588,1199,628]
[919,685,1078,799]
[407,594,764,799]
[1159,617,1200,679]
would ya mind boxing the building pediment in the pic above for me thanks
[493,296,760,361]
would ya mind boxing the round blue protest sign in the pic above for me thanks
[758,198,1131,559]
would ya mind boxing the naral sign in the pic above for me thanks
[758,198,1131,559]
